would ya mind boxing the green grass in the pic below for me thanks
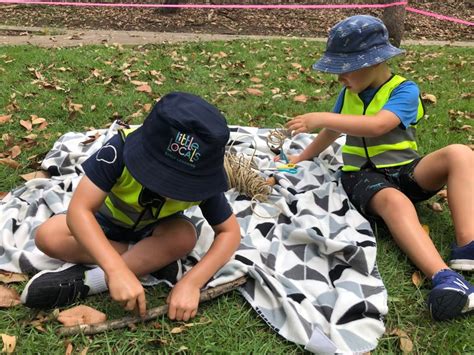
[0,40,473,354]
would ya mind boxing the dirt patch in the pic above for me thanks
[0,1,473,42]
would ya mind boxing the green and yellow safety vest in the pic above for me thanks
[340,75,425,172]
[98,129,200,230]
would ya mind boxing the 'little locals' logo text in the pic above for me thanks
[166,132,201,164]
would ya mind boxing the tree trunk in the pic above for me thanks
[160,0,180,14]
[382,0,407,47]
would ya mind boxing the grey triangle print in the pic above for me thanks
[0,123,386,353]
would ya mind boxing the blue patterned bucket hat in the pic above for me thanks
[313,15,405,74]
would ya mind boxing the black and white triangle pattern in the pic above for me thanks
[0,123,387,353]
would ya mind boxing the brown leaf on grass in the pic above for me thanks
[0,271,28,283]
[0,158,20,169]
[136,84,152,93]
[293,95,308,103]
[30,115,46,125]
[250,77,262,83]
[20,119,32,131]
[428,202,443,212]
[421,224,430,235]
[142,103,152,112]
[0,192,8,201]
[170,326,186,334]
[79,346,89,355]
[80,132,101,145]
[1,334,16,354]
[0,285,21,307]
[9,145,21,159]
[2,134,13,147]
[460,125,472,131]
[246,88,263,96]
[0,115,12,124]
[20,170,51,181]
[130,80,148,86]
[421,93,437,104]
[436,189,448,200]
[411,271,424,287]
[57,305,107,326]
[390,329,414,354]
[65,341,73,355]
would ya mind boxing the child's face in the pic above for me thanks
[337,66,378,94]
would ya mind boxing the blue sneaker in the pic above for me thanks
[428,269,473,321]
[450,241,474,271]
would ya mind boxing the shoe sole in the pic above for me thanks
[449,259,474,272]
[428,288,468,321]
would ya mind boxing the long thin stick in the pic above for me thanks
[57,276,247,336]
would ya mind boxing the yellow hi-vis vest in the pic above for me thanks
[340,75,425,172]
[97,129,200,230]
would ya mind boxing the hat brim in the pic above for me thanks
[312,44,405,74]
[123,128,229,202]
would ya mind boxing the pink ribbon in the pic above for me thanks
[0,1,472,26]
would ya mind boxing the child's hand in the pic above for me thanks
[286,113,321,134]
[274,154,301,164]
[166,279,200,321]
[106,268,147,317]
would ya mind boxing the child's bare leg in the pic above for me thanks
[121,218,197,277]
[413,144,474,247]
[35,214,128,263]
[369,188,447,277]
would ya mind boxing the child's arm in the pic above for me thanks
[166,213,241,321]
[287,110,401,138]
[67,176,147,316]
[290,128,341,163]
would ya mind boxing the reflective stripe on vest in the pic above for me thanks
[340,75,425,172]
[98,128,200,230]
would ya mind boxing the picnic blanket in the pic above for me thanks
[0,122,388,353]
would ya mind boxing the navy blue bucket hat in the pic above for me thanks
[313,15,405,74]
[123,92,230,202]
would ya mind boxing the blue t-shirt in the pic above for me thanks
[332,80,420,129]
[82,134,232,226]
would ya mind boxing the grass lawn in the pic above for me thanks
[0,39,472,354]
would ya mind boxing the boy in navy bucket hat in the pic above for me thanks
[21,92,241,321]
[285,15,473,321]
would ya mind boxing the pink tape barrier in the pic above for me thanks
[0,1,472,26]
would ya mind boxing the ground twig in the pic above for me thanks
[57,276,248,336]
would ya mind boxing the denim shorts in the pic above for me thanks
[95,212,195,244]
[340,158,441,217]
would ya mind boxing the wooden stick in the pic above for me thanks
[57,276,247,336]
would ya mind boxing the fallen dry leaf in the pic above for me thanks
[0,271,28,284]
[0,115,12,124]
[428,202,443,212]
[57,305,107,326]
[411,271,424,287]
[20,119,32,131]
[0,285,21,307]
[20,170,51,181]
[390,328,414,354]
[0,158,20,169]
[9,145,21,159]
[421,93,437,104]
[294,94,308,103]
[246,88,263,96]
[136,84,152,93]
[65,342,73,355]
[1,334,16,354]
[0,192,8,200]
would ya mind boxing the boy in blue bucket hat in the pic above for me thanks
[285,15,473,321]
[21,92,241,320]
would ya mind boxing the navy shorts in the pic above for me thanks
[340,158,441,217]
[95,212,195,244]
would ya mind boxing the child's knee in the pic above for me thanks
[443,144,473,164]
